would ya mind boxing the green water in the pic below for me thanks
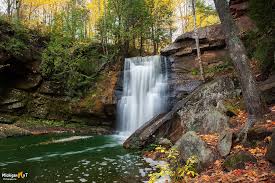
[0,134,150,183]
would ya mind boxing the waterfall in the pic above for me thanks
[117,55,169,136]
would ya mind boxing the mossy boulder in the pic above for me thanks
[224,151,257,171]
[175,131,216,170]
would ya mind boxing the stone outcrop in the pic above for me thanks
[123,76,239,149]
[161,24,230,107]
[161,1,257,106]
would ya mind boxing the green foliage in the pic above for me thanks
[41,33,116,97]
[191,68,199,76]
[148,146,198,183]
[224,97,244,116]
[96,0,174,55]
[206,61,233,74]
[0,18,29,56]
[249,0,275,32]
[244,30,275,72]
[245,0,275,72]
[0,37,26,56]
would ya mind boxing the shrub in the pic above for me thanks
[41,33,117,97]
[0,18,29,56]
[148,146,198,182]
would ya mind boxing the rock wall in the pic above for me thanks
[0,21,121,133]
[161,0,256,106]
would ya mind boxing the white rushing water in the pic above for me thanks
[118,55,169,136]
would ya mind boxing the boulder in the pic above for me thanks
[224,151,257,171]
[218,129,233,157]
[177,77,237,134]
[266,131,275,164]
[175,131,216,170]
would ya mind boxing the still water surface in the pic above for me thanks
[0,134,151,183]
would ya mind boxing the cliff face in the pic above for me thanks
[0,20,120,134]
[161,0,257,106]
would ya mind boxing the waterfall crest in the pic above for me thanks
[118,55,169,136]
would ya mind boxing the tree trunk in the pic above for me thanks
[191,0,205,82]
[213,0,266,141]
[16,0,22,22]
[178,3,185,34]
[6,0,13,18]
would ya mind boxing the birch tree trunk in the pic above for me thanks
[191,0,205,81]
[213,0,266,142]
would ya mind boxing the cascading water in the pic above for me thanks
[118,55,169,136]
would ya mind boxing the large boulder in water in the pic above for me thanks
[123,76,239,149]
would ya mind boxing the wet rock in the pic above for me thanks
[218,130,233,157]
[175,131,216,170]
[0,124,31,138]
[266,131,275,164]
[123,114,166,149]
[224,151,257,171]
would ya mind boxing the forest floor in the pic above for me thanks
[144,105,275,183]
[187,105,275,183]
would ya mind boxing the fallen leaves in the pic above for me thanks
[199,133,219,147]
[248,147,266,157]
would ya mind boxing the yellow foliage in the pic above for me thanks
[148,146,198,182]
[185,12,220,32]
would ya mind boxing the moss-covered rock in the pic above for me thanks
[224,151,257,171]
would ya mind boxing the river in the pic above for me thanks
[0,134,151,183]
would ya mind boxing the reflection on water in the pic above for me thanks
[0,134,151,183]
